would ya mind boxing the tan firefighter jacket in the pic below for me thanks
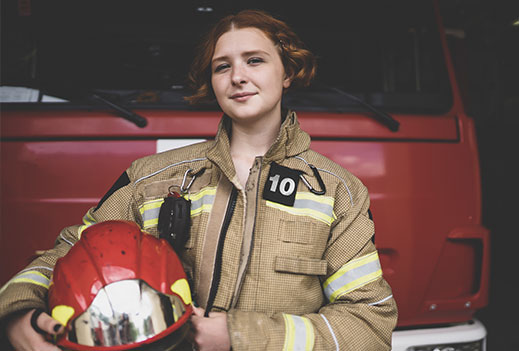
[0,111,397,350]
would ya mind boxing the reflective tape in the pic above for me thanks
[139,187,216,229]
[9,270,50,289]
[267,192,336,225]
[323,251,382,302]
[320,314,339,351]
[139,198,164,229]
[282,314,315,351]
[78,211,97,239]
[187,187,216,216]
[82,211,96,226]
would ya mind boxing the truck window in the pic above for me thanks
[1,0,451,114]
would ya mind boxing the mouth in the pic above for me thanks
[230,92,257,101]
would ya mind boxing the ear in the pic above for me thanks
[283,73,292,89]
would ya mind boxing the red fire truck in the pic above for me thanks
[1,1,489,349]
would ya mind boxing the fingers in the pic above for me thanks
[207,311,223,318]
[192,306,205,317]
[35,310,64,336]
[6,309,63,351]
[190,311,230,351]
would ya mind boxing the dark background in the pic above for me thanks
[440,0,519,350]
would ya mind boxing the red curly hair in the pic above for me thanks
[185,9,316,105]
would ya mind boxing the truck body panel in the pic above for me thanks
[0,108,488,328]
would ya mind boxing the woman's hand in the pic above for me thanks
[191,306,231,351]
[6,309,64,351]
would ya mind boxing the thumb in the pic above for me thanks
[192,305,205,317]
[34,309,65,336]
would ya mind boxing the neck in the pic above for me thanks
[228,109,283,188]
[229,112,282,158]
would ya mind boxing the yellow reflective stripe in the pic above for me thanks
[282,314,315,351]
[266,202,335,225]
[283,314,296,351]
[139,199,164,229]
[267,192,336,225]
[302,317,315,351]
[187,187,216,217]
[190,203,213,217]
[296,191,334,206]
[77,211,98,238]
[9,270,50,289]
[185,187,216,202]
[139,198,164,212]
[78,224,88,239]
[323,251,382,302]
[138,187,217,229]
[82,211,96,226]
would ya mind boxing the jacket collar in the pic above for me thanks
[206,110,311,180]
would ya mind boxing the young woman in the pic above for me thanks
[1,10,397,351]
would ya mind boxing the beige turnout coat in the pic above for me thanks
[0,111,397,350]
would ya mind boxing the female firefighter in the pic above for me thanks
[1,9,397,351]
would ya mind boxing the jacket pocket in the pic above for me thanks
[277,219,330,259]
[274,256,327,276]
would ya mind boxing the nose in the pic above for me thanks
[231,64,247,86]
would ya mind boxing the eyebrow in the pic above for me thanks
[212,50,271,65]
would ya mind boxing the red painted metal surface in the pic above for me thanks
[0,107,488,327]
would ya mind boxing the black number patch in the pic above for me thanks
[263,162,302,206]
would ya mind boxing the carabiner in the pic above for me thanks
[299,164,326,195]
[180,168,197,194]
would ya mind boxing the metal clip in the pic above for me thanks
[180,168,197,194]
[299,164,326,195]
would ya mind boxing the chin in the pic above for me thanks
[225,106,264,121]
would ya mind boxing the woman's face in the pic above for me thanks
[211,27,291,125]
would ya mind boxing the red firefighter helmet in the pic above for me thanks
[48,220,193,350]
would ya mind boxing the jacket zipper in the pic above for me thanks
[230,158,262,308]
[204,185,238,316]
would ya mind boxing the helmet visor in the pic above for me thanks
[66,279,187,347]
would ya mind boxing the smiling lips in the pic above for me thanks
[230,92,257,102]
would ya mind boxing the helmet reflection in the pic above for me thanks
[68,279,186,346]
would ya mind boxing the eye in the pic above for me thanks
[247,57,264,65]
[214,63,230,73]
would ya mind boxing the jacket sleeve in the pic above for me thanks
[227,180,398,350]
[0,168,141,322]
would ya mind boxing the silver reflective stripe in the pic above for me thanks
[294,198,333,217]
[0,268,52,294]
[320,314,339,351]
[11,270,50,289]
[139,199,164,229]
[143,207,161,229]
[323,252,382,302]
[78,211,97,239]
[134,158,207,185]
[139,188,216,229]
[266,192,335,225]
[294,155,353,206]
[20,266,53,273]
[283,314,315,351]
[189,192,215,216]
[60,233,74,246]
[315,168,354,207]
[368,294,393,306]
